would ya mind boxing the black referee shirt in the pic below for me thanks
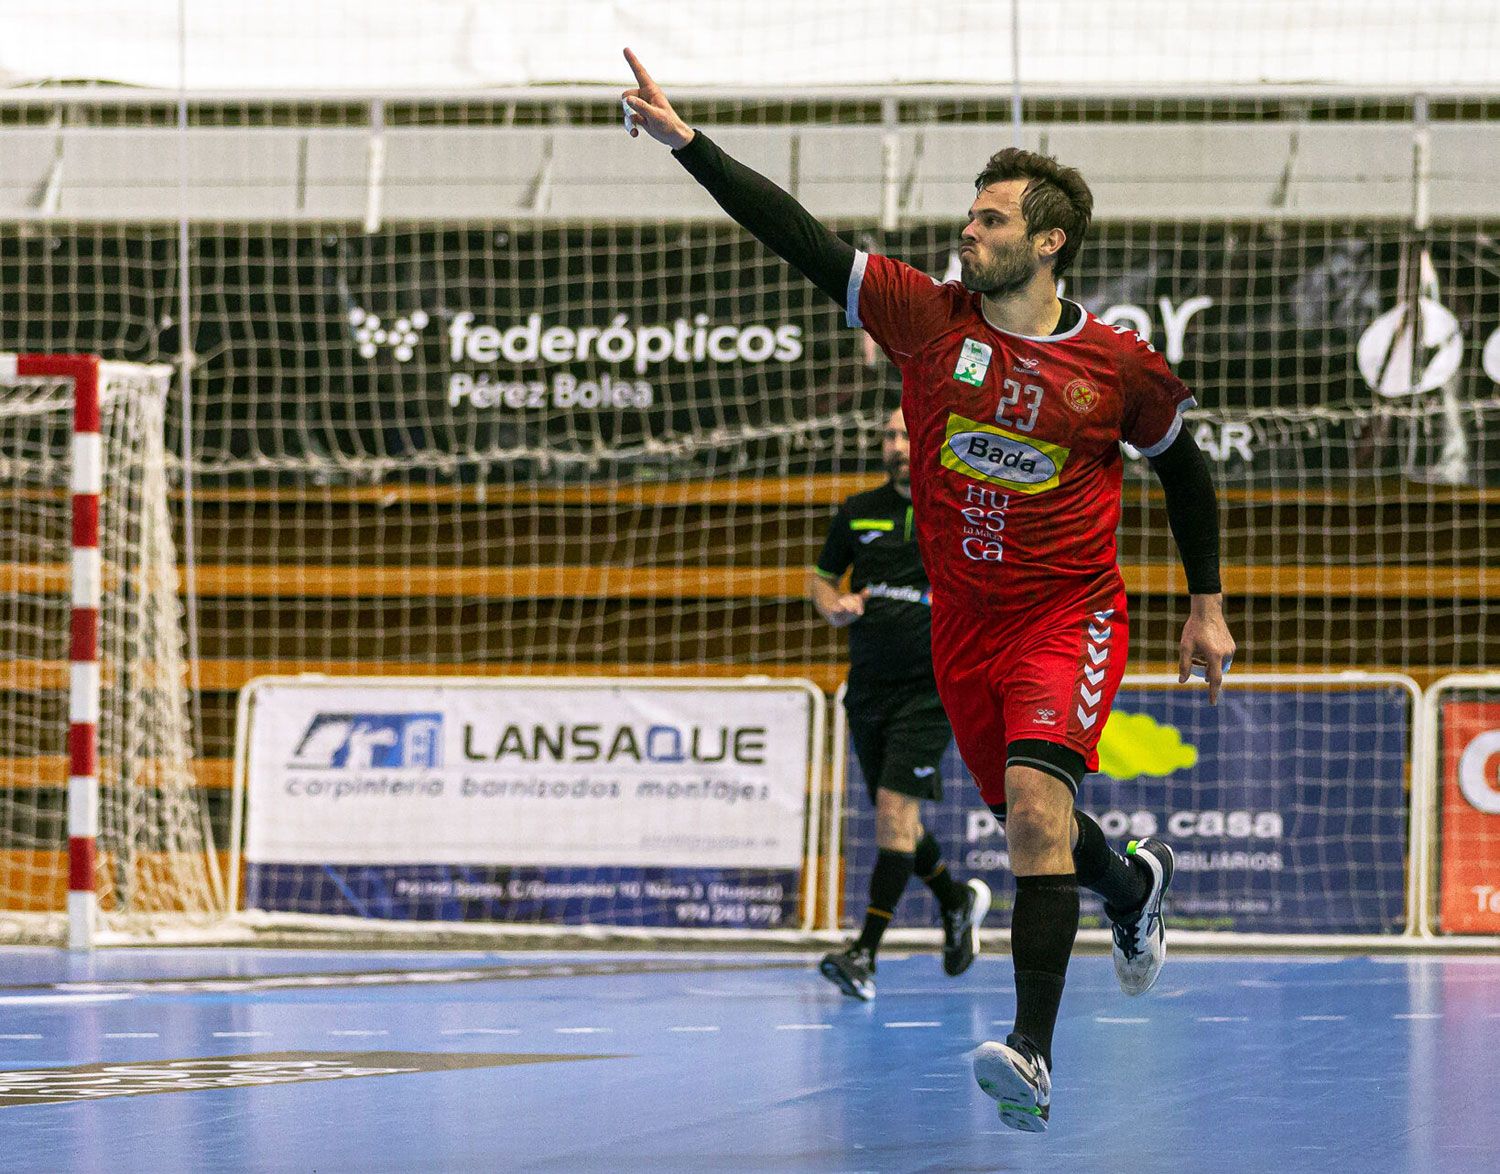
[815,481,937,703]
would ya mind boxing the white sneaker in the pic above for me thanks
[1110,837,1175,997]
[973,1033,1051,1133]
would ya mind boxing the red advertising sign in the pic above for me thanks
[1438,701,1500,935]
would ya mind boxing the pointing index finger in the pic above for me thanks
[623,48,656,93]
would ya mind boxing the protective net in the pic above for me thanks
[0,1,1495,940]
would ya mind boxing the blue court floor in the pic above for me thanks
[0,947,1494,1173]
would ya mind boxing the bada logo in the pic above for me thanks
[940,413,1069,494]
[289,713,443,770]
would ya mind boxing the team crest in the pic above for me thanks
[953,338,993,387]
[1064,378,1100,414]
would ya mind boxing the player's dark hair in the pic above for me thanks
[973,149,1093,277]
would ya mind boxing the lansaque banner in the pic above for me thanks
[1,223,1498,483]
[839,678,1416,936]
[240,677,821,929]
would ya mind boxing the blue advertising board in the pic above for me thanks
[839,682,1412,935]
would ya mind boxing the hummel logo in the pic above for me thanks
[859,532,881,544]
[1014,356,1040,370]
[913,766,936,778]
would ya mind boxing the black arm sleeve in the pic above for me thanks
[814,504,854,580]
[673,131,856,307]
[1148,427,1223,596]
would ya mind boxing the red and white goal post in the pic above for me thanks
[0,354,226,947]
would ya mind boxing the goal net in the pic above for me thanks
[0,355,225,945]
[0,3,1496,945]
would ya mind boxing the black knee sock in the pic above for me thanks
[1010,873,1079,1070]
[856,848,915,954]
[913,832,966,910]
[1072,810,1151,917]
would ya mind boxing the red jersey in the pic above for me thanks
[849,251,1195,622]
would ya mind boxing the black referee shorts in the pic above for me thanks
[846,687,953,804]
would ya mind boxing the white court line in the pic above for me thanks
[103,1032,159,1039]
[1298,1015,1347,1021]
[213,1032,269,1038]
[1393,1013,1442,1020]
[775,1023,833,1031]
[668,1026,720,1033]
[440,1028,520,1036]
[1095,1016,1149,1024]
[554,1027,612,1034]
[1372,955,1500,965]
[1195,1016,1249,1023]
[329,1030,388,1037]
[0,1034,42,1040]
[0,994,131,1005]
[883,1022,940,1029]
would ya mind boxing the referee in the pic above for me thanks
[812,407,991,1000]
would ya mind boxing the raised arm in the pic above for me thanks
[1148,429,1236,702]
[623,48,856,306]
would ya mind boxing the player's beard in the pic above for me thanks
[960,237,1040,297]
[884,453,910,496]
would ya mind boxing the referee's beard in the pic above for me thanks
[885,455,910,498]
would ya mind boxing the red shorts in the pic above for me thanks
[931,586,1129,807]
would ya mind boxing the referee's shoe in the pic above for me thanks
[941,878,991,976]
[1109,837,1175,996]
[819,944,876,1001]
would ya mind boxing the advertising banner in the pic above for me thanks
[242,677,817,927]
[4,224,1499,484]
[840,679,1413,936]
[1437,700,1500,935]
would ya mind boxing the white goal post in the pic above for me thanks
[0,353,226,947]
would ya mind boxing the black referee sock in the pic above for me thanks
[913,832,967,910]
[855,848,915,954]
[1010,873,1079,1071]
[1072,810,1151,917]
